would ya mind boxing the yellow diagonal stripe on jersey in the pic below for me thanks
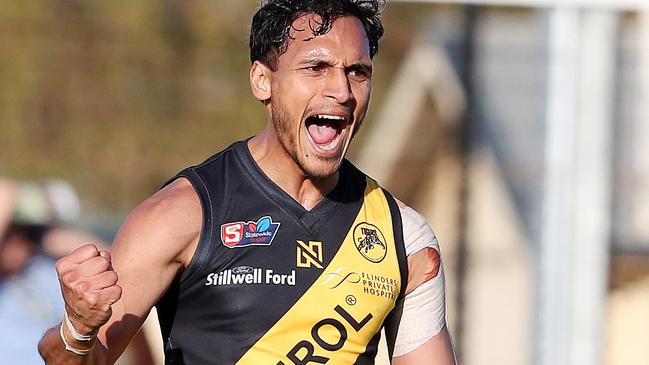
[237,179,401,365]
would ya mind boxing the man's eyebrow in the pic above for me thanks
[297,56,334,66]
[297,56,373,73]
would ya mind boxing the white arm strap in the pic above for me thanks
[393,206,447,357]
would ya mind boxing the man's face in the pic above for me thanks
[267,15,373,179]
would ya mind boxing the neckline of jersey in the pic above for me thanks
[232,139,347,226]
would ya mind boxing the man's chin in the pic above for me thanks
[298,157,341,181]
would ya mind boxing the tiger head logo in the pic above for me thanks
[353,222,387,263]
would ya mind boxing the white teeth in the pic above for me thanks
[315,114,345,120]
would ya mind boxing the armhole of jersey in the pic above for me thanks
[164,168,214,286]
[382,188,408,298]
[381,188,408,360]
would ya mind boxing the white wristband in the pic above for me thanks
[59,323,92,356]
[64,311,96,341]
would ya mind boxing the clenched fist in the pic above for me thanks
[55,244,122,336]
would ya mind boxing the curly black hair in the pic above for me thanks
[250,0,386,70]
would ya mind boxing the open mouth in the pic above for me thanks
[305,114,349,153]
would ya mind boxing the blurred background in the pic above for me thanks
[1,0,648,364]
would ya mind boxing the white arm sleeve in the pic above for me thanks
[392,206,447,357]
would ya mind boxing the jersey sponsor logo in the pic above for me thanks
[205,265,295,286]
[321,267,399,300]
[320,267,361,288]
[352,222,387,263]
[296,240,324,269]
[275,304,373,365]
[220,215,281,248]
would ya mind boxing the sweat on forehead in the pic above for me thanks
[249,0,385,70]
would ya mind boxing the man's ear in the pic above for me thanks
[250,61,272,102]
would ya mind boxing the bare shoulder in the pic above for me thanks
[112,177,202,274]
[135,177,200,222]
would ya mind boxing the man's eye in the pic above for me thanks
[306,65,326,72]
[348,69,370,79]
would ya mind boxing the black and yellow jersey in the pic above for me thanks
[156,140,407,364]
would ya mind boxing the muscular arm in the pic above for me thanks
[38,178,202,365]
[390,203,457,365]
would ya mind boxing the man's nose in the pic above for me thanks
[322,68,353,104]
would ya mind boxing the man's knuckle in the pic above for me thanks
[77,280,90,292]
[107,271,119,284]
[55,258,67,273]
[85,293,99,308]
[82,243,99,255]
[113,285,123,299]
[107,285,123,304]
[98,257,111,270]
[62,270,78,284]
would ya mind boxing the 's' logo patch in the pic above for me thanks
[221,216,281,248]
[296,240,324,269]
[353,222,387,263]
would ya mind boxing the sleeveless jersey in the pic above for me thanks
[156,140,407,365]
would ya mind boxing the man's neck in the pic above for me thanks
[247,131,338,211]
